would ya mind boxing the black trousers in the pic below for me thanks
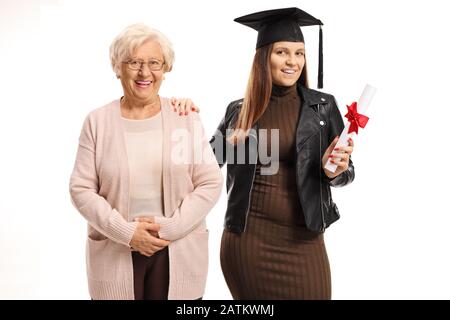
[132,247,169,300]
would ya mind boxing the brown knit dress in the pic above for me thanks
[220,84,331,300]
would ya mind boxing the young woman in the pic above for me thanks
[210,7,355,299]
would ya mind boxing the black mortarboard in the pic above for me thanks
[234,7,324,88]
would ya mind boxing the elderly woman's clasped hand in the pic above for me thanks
[130,218,170,257]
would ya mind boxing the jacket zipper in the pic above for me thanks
[318,104,326,231]
[326,183,331,205]
[294,107,323,231]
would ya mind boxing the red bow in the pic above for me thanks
[345,102,369,134]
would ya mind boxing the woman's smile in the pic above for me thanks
[134,80,153,88]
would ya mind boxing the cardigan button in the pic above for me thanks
[320,121,325,126]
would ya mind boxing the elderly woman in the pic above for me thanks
[69,23,223,300]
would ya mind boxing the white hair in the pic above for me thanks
[109,23,175,77]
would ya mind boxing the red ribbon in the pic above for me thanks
[345,102,369,134]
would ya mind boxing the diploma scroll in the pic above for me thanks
[324,84,376,173]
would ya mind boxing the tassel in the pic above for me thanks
[318,25,323,89]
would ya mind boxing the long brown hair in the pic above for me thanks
[230,43,309,143]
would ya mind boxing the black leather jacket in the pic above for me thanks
[210,84,355,233]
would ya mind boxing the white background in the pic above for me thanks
[1,0,449,299]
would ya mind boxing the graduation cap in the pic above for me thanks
[234,7,324,88]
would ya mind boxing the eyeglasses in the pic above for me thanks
[123,59,165,71]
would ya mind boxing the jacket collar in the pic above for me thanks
[295,84,324,150]
[297,84,327,107]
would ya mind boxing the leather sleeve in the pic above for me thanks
[209,101,240,168]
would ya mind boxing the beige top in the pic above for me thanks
[122,112,164,221]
